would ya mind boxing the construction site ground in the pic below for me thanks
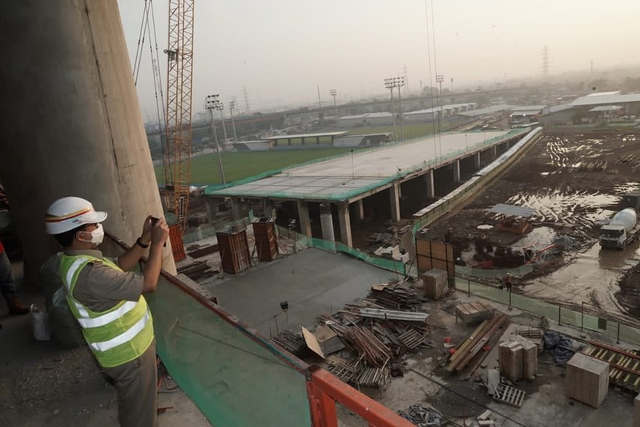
[188,245,637,426]
[417,129,640,323]
[0,262,210,427]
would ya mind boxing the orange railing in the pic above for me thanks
[104,233,411,427]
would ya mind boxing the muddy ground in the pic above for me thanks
[419,129,640,320]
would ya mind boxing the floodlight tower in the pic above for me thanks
[204,94,226,184]
[229,100,238,143]
[330,89,338,130]
[384,78,398,142]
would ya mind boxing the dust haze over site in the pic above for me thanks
[118,0,640,119]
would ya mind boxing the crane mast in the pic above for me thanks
[163,0,194,231]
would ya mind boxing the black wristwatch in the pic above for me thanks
[136,237,150,249]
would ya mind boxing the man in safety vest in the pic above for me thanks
[45,196,169,427]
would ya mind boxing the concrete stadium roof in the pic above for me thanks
[547,104,574,114]
[459,104,514,117]
[404,103,476,116]
[590,105,623,112]
[207,130,522,202]
[264,131,347,140]
[511,105,547,112]
[571,93,640,107]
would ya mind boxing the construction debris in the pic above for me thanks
[543,331,576,364]
[494,383,526,407]
[357,308,428,323]
[355,366,391,389]
[446,314,510,373]
[515,327,544,353]
[398,404,443,427]
[176,261,217,281]
[582,340,640,393]
[368,283,424,310]
[271,329,307,356]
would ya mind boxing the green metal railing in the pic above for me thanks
[454,277,640,346]
[276,225,407,275]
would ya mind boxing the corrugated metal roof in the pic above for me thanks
[548,104,574,114]
[511,110,542,116]
[585,91,620,97]
[459,104,514,117]
[511,105,547,112]
[571,93,640,106]
[264,131,348,140]
[590,105,623,112]
[487,203,536,218]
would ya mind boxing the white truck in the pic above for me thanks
[599,208,640,249]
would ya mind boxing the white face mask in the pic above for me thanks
[79,223,104,245]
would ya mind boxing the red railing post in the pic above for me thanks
[307,379,338,427]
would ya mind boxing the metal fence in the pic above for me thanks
[454,277,640,346]
[276,225,407,275]
[182,210,255,244]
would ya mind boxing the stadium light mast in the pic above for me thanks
[229,101,238,143]
[330,89,338,130]
[384,78,398,142]
[204,94,226,184]
[395,76,405,141]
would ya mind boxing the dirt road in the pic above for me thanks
[420,129,640,320]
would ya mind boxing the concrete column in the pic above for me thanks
[390,182,401,222]
[355,199,365,221]
[474,152,481,169]
[263,199,275,219]
[0,0,176,279]
[319,203,335,242]
[296,200,312,237]
[424,170,435,199]
[338,202,353,247]
[453,160,461,183]
[231,197,241,221]
[492,146,497,158]
[205,196,219,225]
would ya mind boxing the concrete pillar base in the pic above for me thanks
[338,202,352,247]
[355,199,365,221]
[453,160,461,183]
[424,170,435,199]
[319,203,335,242]
[297,200,312,237]
[474,152,481,169]
[390,182,401,222]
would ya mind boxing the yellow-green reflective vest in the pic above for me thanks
[59,255,154,368]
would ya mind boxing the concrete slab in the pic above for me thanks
[208,130,517,201]
[202,248,400,336]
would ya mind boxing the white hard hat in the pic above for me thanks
[45,197,107,235]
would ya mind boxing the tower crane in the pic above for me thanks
[162,0,195,231]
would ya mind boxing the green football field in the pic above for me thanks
[155,147,359,185]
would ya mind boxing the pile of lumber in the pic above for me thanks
[455,301,495,324]
[498,336,537,381]
[368,283,424,310]
[176,260,217,281]
[446,314,510,373]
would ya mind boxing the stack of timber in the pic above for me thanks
[582,340,640,393]
[515,328,544,353]
[422,269,449,300]
[176,260,216,281]
[368,283,423,310]
[446,314,510,373]
[272,330,307,356]
[455,301,495,324]
[499,336,537,381]
[566,352,609,408]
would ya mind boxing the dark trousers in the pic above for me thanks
[0,251,17,299]
[103,340,158,427]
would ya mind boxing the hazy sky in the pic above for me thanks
[117,0,640,119]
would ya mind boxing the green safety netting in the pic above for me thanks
[454,277,640,346]
[101,237,311,427]
[276,226,407,275]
